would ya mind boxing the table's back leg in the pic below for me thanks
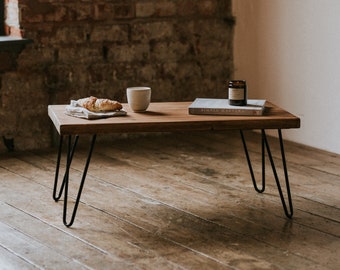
[53,135,79,201]
[240,130,266,193]
[53,135,64,201]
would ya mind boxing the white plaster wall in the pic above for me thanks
[233,0,340,154]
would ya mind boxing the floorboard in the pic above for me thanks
[0,131,339,269]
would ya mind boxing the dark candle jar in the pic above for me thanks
[228,80,247,106]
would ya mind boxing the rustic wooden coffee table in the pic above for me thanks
[48,102,300,227]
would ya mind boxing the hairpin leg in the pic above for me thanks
[240,130,266,193]
[240,129,293,218]
[52,134,97,227]
[53,135,79,201]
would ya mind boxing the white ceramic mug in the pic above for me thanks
[126,87,151,112]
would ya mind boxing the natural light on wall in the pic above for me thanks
[233,0,340,154]
[4,0,21,37]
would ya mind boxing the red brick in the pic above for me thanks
[178,0,197,16]
[197,0,217,16]
[113,4,134,19]
[0,0,234,151]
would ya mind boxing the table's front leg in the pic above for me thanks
[53,134,97,227]
[240,129,293,218]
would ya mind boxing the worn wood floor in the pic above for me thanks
[0,130,339,270]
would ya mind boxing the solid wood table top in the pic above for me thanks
[48,102,300,135]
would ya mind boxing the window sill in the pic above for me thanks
[0,36,32,53]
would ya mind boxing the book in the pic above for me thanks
[188,98,266,116]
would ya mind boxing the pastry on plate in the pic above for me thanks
[77,96,122,112]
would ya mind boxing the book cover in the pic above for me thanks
[188,98,266,116]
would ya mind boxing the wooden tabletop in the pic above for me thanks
[48,102,300,135]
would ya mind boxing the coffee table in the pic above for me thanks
[48,102,300,227]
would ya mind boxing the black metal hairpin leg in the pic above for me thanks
[240,130,266,193]
[240,129,293,218]
[53,134,97,227]
[53,135,79,201]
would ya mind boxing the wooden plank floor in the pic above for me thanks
[0,130,339,269]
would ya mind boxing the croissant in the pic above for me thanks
[77,96,122,112]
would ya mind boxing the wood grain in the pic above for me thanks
[48,102,300,135]
[0,131,338,269]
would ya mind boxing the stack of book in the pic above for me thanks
[188,98,266,116]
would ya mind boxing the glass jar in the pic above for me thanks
[228,80,247,106]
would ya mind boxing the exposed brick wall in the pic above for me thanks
[0,0,234,152]
[0,51,16,71]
